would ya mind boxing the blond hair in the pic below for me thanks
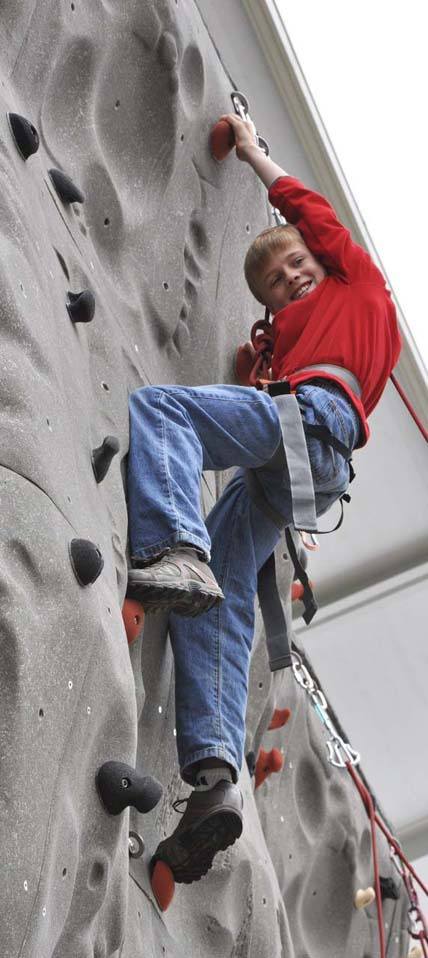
[244,224,304,303]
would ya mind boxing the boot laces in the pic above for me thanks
[172,797,189,814]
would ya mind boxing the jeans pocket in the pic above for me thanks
[306,395,347,487]
[306,432,339,485]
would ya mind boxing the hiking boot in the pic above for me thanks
[126,546,224,616]
[151,781,243,884]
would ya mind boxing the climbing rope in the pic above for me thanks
[291,650,428,957]
[346,761,428,958]
[390,372,428,443]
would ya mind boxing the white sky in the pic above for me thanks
[275,0,428,371]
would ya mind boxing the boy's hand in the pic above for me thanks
[219,113,260,162]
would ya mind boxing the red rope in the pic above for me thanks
[390,373,428,442]
[346,762,428,958]
[346,763,386,957]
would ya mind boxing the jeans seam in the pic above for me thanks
[158,391,180,538]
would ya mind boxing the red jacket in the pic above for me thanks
[268,176,401,446]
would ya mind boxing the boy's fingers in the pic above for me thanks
[219,114,257,137]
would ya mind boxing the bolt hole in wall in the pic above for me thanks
[115,100,120,109]
[62,868,67,878]
[39,708,44,718]
[163,282,169,291]
[104,217,110,227]
[101,382,109,392]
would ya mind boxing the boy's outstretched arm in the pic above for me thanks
[220,113,287,188]
[221,113,383,284]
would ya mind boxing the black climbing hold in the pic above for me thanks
[379,875,401,901]
[92,436,120,483]
[7,112,40,160]
[66,289,96,324]
[96,762,163,815]
[48,168,84,204]
[69,539,104,586]
[246,751,256,778]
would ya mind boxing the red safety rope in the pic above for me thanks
[390,372,428,443]
[346,762,428,958]
[346,762,386,957]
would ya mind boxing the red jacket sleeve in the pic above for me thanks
[268,176,385,285]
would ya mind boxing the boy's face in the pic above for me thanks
[258,243,327,314]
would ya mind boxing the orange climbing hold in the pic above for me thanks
[254,747,284,789]
[268,708,291,731]
[151,860,175,911]
[122,598,145,645]
[209,118,235,161]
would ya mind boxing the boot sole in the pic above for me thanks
[126,579,224,617]
[151,808,243,884]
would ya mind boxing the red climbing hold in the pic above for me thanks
[122,598,145,645]
[151,860,175,911]
[254,747,284,789]
[268,708,291,731]
[292,580,314,602]
[292,581,304,602]
[209,118,235,161]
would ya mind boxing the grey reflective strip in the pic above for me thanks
[293,364,362,398]
[273,393,318,533]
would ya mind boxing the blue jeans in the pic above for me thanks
[127,383,360,782]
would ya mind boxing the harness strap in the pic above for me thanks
[302,422,353,461]
[257,552,293,671]
[284,528,318,624]
[249,383,355,671]
[292,363,362,398]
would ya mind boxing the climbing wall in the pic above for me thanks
[0,1,411,956]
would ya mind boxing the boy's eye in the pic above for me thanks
[295,257,304,266]
[272,276,281,286]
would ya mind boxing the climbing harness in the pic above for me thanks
[246,307,358,670]
[291,650,360,768]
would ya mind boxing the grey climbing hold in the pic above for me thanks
[92,437,120,483]
[7,113,40,160]
[96,761,163,815]
[69,539,104,586]
[66,290,96,324]
[48,168,84,204]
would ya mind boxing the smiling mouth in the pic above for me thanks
[291,281,313,301]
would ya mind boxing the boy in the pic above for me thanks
[126,114,401,885]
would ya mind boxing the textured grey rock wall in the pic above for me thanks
[0,1,410,956]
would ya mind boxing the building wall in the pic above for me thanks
[0,1,410,955]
